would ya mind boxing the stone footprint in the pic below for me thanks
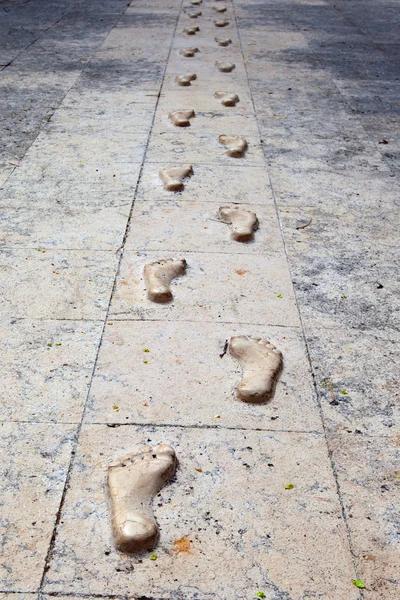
[176,73,197,86]
[219,135,248,157]
[169,109,195,127]
[159,165,193,191]
[183,26,199,35]
[214,91,239,106]
[215,60,235,72]
[229,335,283,402]
[215,36,231,46]
[144,258,187,303]
[218,205,259,241]
[108,444,177,552]
[180,47,199,57]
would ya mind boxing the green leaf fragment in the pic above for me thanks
[352,579,365,589]
[285,483,294,490]
[256,593,266,598]
[143,348,150,352]
[47,342,52,347]
[276,293,283,298]
[143,360,148,364]
[112,405,119,411]
[341,390,348,395]
[150,553,157,561]
[321,381,328,387]
[55,342,62,346]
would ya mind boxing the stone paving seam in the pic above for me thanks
[231,0,364,590]
[35,1,185,593]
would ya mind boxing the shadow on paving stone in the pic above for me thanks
[81,57,164,88]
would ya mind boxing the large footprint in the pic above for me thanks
[108,444,176,553]
[229,335,283,402]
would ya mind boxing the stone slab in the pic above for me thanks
[125,200,284,255]
[0,249,118,320]
[43,425,358,599]
[0,422,75,591]
[0,319,103,423]
[146,133,264,166]
[329,435,400,600]
[85,320,320,431]
[109,250,300,325]
[136,163,274,205]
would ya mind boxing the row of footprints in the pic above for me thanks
[108,0,283,555]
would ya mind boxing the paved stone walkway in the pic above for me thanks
[0,0,399,598]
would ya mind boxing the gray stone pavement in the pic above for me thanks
[0,0,399,598]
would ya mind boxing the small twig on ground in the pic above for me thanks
[328,378,339,405]
[296,217,313,230]
[219,340,228,358]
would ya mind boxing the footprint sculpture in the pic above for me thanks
[213,5,227,12]
[219,135,248,157]
[215,37,232,46]
[176,73,197,86]
[229,335,283,402]
[159,165,193,191]
[214,19,229,27]
[215,60,235,72]
[144,258,187,303]
[190,0,202,4]
[183,26,199,35]
[180,47,199,57]
[169,109,195,127]
[214,91,239,106]
[218,205,259,241]
[187,10,202,17]
[108,444,177,552]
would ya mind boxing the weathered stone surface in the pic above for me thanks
[43,425,358,599]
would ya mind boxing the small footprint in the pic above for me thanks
[213,5,227,12]
[214,91,239,106]
[229,336,283,403]
[183,26,200,35]
[187,10,202,17]
[169,109,195,127]
[215,60,235,72]
[180,47,199,57]
[215,36,232,46]
[219,135,248,157]
[218,205,259,241]
[190,0,202,4]
[214,19,229,27]
[176,73,197,86]
[159,165,193,191]
[144,258,187,303]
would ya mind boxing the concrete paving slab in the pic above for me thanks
[158,89,255,114]
[0,204,131,250]
[329,435,400,600]
[0,422,75,591]
[306,326,400,435]
[125,200,283,254]
[109,250,300,325]
[0,319,102,423]
[43,425,357,599]
[146,133,264,165]
[0,249,118,320]
[85,321,319,431]
[136,163,274,205]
